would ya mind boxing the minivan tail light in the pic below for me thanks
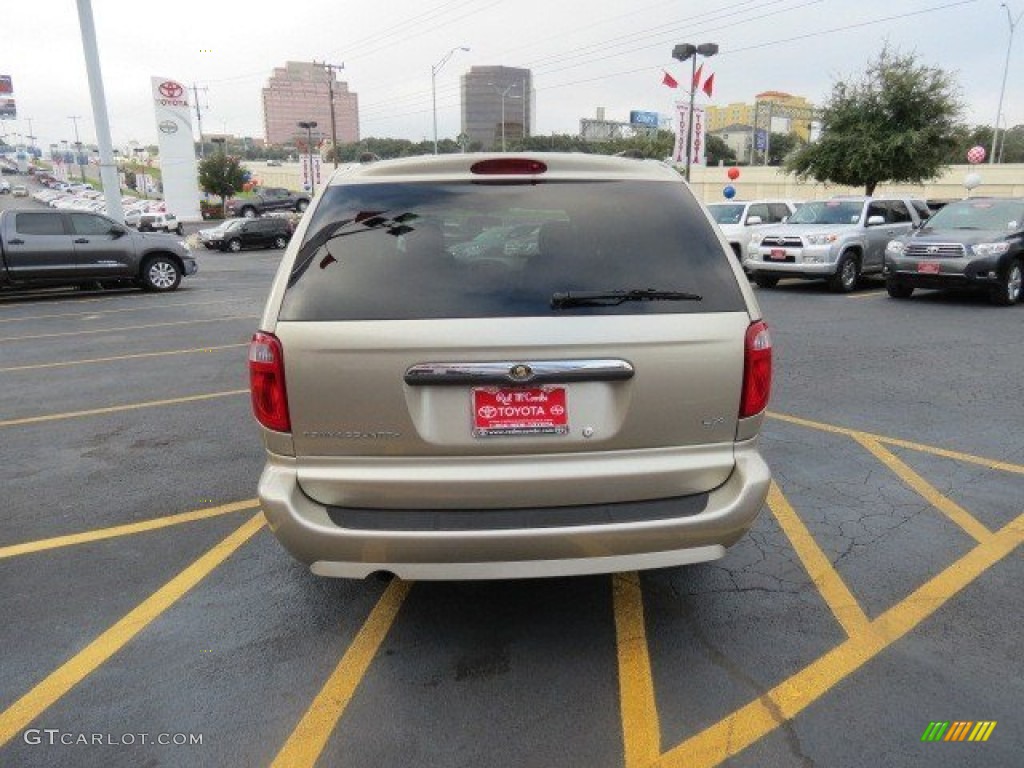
[470,158,547,175]
[740,320,772,418]
[249,332,290,432]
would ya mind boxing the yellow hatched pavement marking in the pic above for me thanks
[614,572,661,768]
[0,514,266,747]
[853,435,995,545]
[768,411,1024,476]
[766,483,871,638]
[0,343,247,373]
[654,511,1024,768]
[0,389,249,428]
[0,499,258,560]
[270,579,413,768]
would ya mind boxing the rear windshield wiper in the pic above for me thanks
[551,289,703,308]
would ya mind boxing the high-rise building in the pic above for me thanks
[461,66,533,151]
[705,91,815,142]
[262,61,359,147]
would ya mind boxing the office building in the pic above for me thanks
[461,66,533,151]
[705,91,815,142]
[262,61,359,147]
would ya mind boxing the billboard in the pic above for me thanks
[151,76,200,221]
[630,110,659,128]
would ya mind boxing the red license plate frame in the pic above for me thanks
[472,387,568,437]
[769,249,788,260]
[917,261,941,274]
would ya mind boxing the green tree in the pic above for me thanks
[785,46,963,195]
[198,153,247,214]
[705,134,738,166]
[767,132,803,165]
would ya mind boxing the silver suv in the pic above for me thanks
[746,196,930,292]
[249,154,773,580]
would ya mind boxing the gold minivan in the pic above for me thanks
[250,153,772,580]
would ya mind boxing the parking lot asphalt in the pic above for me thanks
[0,187,1021,767]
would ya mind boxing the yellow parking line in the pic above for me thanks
[270,579,413,768]
[654,511,1024,768]
[0,513,266,747]
[767,483,871,638]
[846,290,887,299]
[0,315,259,343]
[0,499,258,560]
[768,411,1024,475]
[0,389,249,428]
[0,343,248,373]
[0,298,253,324]
[613,572,661,768]
[853,435,995,544]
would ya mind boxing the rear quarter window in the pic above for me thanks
[279,179,746,321]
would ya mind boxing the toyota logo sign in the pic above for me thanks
[159,81,184,99]
[158,120,178,134]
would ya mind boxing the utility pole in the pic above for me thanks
[191,83,209,157]
[319,62,344,168]
[68,114,86,182]
[990,3,1022,164]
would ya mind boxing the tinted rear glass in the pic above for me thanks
[279,180,745,320]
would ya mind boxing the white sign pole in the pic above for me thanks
[151,76,201,221]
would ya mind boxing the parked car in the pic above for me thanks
[883,197,1023,306]
[745,196,931,292]
[225,187,309,218]
[249,153,773,580]
[11,184,28,197]
[0,208,197,293]
[707,199,801,262]
[138,210,183,235]
[0,179,11,194]
[199,217,291,251]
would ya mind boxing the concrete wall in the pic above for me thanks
[243,160,1023,202]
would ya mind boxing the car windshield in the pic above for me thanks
[788,200,863,225]
[223,220,245,231]
[707,204,746,224]
[924,199,1024,231]
[279,180,744,321]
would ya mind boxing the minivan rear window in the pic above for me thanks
[279,180,745,321]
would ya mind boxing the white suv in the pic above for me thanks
[249,153,774,581]
[707,199,800,262]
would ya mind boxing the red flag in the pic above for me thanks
[702,73,715,98]
[692,63,704,89]
[661,70,678,88]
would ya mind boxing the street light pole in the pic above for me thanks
[318,62,345,168]
[671,42,718,182]
[489,82,518,151]
[298,121,318,196]
[431,47,470,155]
[990,3,1022,164]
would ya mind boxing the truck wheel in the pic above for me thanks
[140,255,182,292]
[753,274,779,288]
[174,224,184,235]
[295,200,309,212]
[227,238,242,253]
[989,259,1022,306]
[828,252,860,293]
[241,206,257,218]
[273,235,288,249]
[886,280,914,299]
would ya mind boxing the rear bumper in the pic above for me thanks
[257,441,771,580]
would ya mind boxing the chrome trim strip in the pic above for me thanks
[404,359,635,386]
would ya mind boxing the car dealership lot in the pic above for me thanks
[0,195,1021,765]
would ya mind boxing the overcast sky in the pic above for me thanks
[2,0,1021,151]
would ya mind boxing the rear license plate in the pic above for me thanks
[917,261,940,274]
[473,387,568,437]
[769,249,788,260]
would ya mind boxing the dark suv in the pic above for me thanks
[199,217,292,252]
[884,197,1023,306]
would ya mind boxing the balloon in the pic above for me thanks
[963,173,982,190]
[723,185,736,199]
[966,146,986,164]
[727,167,740,180]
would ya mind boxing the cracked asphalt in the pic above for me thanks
[0,187,1021,767]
